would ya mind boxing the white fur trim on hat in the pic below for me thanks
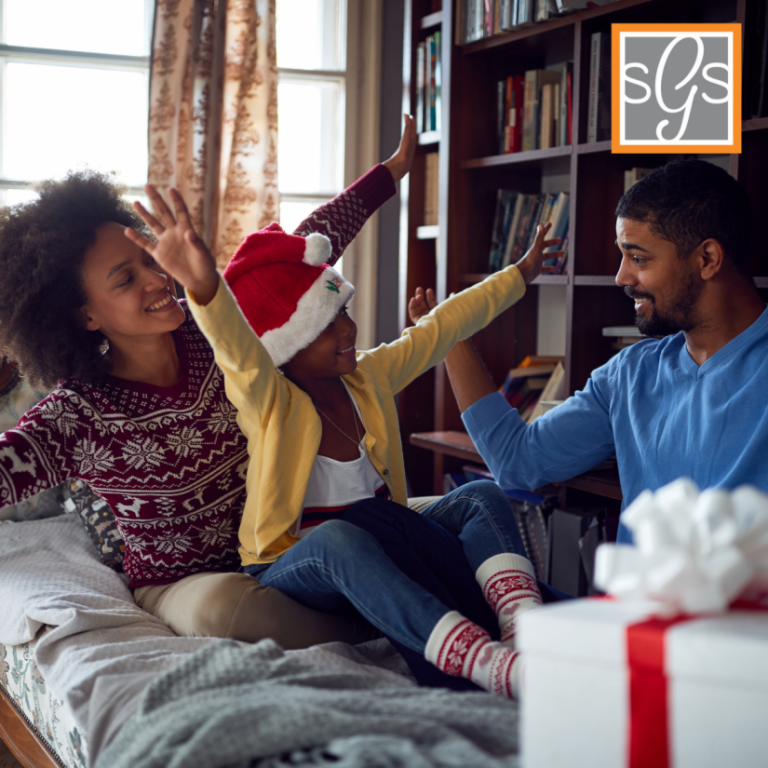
[302,232,333,266]
[260,267,355,367]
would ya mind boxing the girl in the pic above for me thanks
[127,172,562,698]
[0,129,414,648]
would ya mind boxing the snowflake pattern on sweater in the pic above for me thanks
[0,306,249,587]
[0,163,396,588]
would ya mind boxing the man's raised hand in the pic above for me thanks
[513,221,563,285]
[124,185,220,305]
[408,286,438,324]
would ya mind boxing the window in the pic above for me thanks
[275,0,348,234]
[0,0,154,206]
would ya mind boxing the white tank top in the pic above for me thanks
[295,385,390,538]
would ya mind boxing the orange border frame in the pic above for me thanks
[611,23,742,154]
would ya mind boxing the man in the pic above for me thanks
[412,159,767,543]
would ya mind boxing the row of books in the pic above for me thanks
[500,356,566,423]
[488,190,569,274]
[457,0,621,45]
[497,63,573,154]
[416,32,442,134]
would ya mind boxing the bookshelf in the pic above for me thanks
[399,0,768,497]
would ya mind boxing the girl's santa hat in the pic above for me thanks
[222,223,355,368]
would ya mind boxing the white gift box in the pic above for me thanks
[518,598,768,768]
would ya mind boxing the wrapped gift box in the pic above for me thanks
[518,598,768,768]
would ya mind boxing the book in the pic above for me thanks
[424,152,440,226]
[543,192,569,268]
[540,83,554,149]
[587,32,611,142]
[416,43,426,133]
[556,0,622,8]
[500,364,557,409]
[488,190,517,272]
[559,61,572,146]
[500,193,526,268]
[517,0,534,25]
[522,70,538,151]
[746,0,768,117]
[526,361,566,423]
[424,35,437,131]
[504,76,513,152]
[498,80,507,154]
[566,67,573,144]
[435,31,442,132]
[493,191,570,270]
[518,355,565,367]
[513,75,524,152]
[484,0,493,37]
[523,69,561,151]
[623,167,653,193]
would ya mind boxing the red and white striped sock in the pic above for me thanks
[476,553,542,648]
[424,611,523,699]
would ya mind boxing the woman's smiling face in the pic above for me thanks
[80,222,186,344]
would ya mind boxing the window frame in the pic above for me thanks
[277,0,383,349]
[0,0,154,202]
[276,0,349,217]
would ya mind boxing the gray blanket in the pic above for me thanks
[95,639,519,768]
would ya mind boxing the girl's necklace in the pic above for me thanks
[314,390,362,447]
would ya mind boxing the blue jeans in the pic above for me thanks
[421,480,574,603]
[244,482,520,654]
[419,479,528,570]
[243,482,568,686]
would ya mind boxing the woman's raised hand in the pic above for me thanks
[383,114,417,182]
[124,185,220,305]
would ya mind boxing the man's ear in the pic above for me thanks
[80,306,100,332]
[698,238,725,281]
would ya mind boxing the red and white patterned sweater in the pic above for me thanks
[0,164,396,587]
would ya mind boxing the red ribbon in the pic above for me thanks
[626,616,690,768]
[626,600,768,768]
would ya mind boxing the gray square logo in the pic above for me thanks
[613,25,741,153]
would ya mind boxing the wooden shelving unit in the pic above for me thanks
[399,0,768,497]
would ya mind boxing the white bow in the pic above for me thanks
[594,479,768,615]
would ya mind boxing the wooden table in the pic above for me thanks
[409,430,622,500]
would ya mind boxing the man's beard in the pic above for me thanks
[624,275,701,337]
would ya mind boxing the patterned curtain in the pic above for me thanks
[148,0,279,268]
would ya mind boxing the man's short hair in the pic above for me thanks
[615,159,752,274]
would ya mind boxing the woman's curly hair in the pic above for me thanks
[0,170,147,389]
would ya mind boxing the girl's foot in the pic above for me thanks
[425,611,523,699]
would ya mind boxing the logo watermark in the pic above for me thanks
[612,24,741,154]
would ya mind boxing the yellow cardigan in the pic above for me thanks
[188,266,526,566]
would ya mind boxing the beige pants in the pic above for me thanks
[134,497,443,648]
[134,571,378,649]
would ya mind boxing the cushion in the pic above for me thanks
[62,479,125,570]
